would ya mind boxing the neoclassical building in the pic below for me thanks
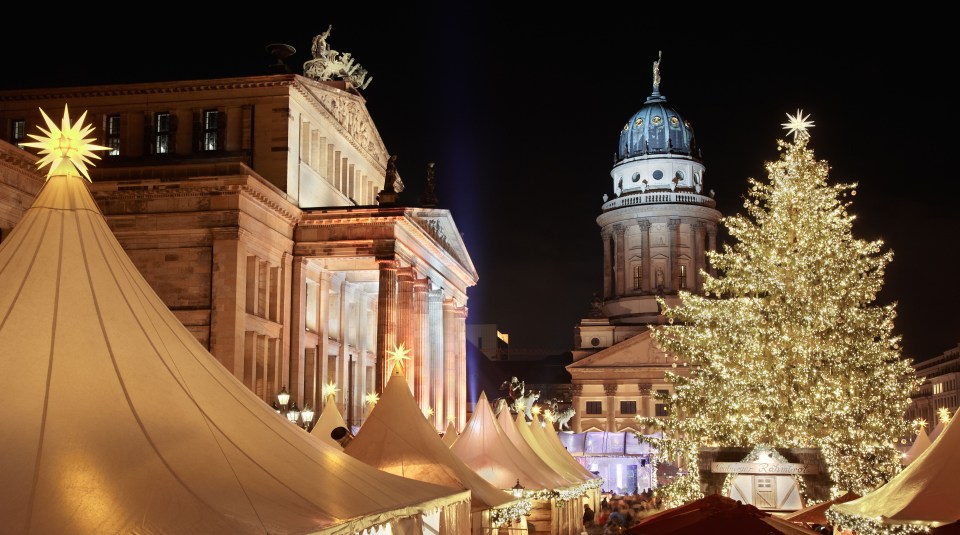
[905,343,960,427]
[0,62,476,431]
[566,64,721,434]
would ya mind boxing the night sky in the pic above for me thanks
[3,9,956,362]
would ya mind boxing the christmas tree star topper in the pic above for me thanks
[321,381,339,400]
[781,109,815,140]
[386,342,412,375]
[22,104,111,182]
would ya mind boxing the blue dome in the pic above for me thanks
[617,92,700,162]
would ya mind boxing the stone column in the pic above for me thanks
[638,383,652,418]
[318,272,331,408]
[455,305,469,429]
[429,288,445,430]
[442,297,457,426]
[571,383,584,433]
[413,278,430,406]
[707,224,718,277]
[668,219,681,293]
[289,256,308,404]
[337,280,349,415]
[210,229,246,380]
[614,223,625,297]
[604,383,618,432]
[692,222,706,292]
[638,219,652,293]
[279,253,293,403]
[375,260,398,393]
[396,268,416,392]
[602,230,612,299]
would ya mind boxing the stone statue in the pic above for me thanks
[420,161,438,207]
[653,50,662,91]
[588,292,604,319]
[655,267,665,289]
[382,154,404,193]
[554,408,575,431]
[303,25,373,90]
[311,25,333,60]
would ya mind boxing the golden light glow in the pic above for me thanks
[423,406,434,418]
[322,382,339,401]
[531,405,541,416]
[781,109,814,140]
[937,407,951,424]
[386,342,412,375]
[364,392,379,406]
[543,409,555,422]
[915,418,928,431]
[22,105,111,181]
[637,115,919,505]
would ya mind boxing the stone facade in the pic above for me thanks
[0,74,477,432]
[905,343,960,427]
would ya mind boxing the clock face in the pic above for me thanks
[653,170,664,181]
[652,116,662,125]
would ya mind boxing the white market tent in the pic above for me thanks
[536,413,600,481]
[516,412,596,486]
[496,407,584,489]
[310,394,351,450]
[452,392,572,491]
[452,393,593,535]
[442,420,459,448]
[345,369,518,532]
[0,111,470,535]
[828,413,960,531]
[902,426,931,466]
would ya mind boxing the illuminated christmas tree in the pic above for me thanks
[638,111,920,498]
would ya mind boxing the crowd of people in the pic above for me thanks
[582,491,663,534]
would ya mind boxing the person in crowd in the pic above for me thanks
[582,504,595,527]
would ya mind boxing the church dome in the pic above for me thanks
[617,91,700,163]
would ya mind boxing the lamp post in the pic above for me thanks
[275,386,313,431]
[511,479,525,498]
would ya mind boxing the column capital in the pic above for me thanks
[397,267,416,282]
[377,259,399,270]
[454,306,469,319]
[603,383,618,396]
[571,383,584,396]
[692,221,706,233]
[613,223,626,236]
[638,383,653,395]
[637,219,652,231]
[668,218,681,230]
[413,278,430,291]
[706,224,718,238]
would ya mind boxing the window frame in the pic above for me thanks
[585,401,603,415]
[154,112,172,155]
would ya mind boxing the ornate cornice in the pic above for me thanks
[0,75,299,102]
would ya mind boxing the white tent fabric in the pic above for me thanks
[496,408,583,487]
[902,426,931,466]
[538,414,599,481]
[929,420,946,443]
[829,413,960,529]
[442,420,459,448]
[451,391,571,491]
[519,412,594,484]
[310,395,350,450]
[0,171,470,534]
[344,370,516,513]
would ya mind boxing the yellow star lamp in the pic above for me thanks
[22,104,110,181]
[386,342,412,375]
[781,109,814,140]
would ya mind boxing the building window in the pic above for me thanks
[655,403,669,417]
[633,264,642,290]
[11,119,26,147]
[105,115,120,156]
[203,109,222,151]
[933,383,943,395]
[680,264,688,289]
[620,400,637,414]
[585,401,603,415]
[154,112,171,154]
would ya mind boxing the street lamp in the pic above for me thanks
[511,479,525,498]
[301,404,315,431]
[277,386,291,407]
[286,402,300,425]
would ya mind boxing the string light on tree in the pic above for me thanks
[637,110,920,502]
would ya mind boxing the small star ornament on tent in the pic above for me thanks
[364,392,379,406]
[386,342,412,375]
[21,104,111,181]
[781,109,814,140]
[322,382,339,402]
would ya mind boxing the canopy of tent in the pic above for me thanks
[496,408,582,489]
[625,494,816,535]
[0,120,469,535]
[344,370,516,513]
[310,395,351,450]
[442,420,459,448]
[828,415,960,531]
[902,427,931,466]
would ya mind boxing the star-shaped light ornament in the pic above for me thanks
[22,105,111,182]
[938,407,952,424]
[364,392,379,407]
[781,109,815,141]
[321,381,339,402]
[386,342,412,375]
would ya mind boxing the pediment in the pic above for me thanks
[567,329,669,369]
[406,208,477,280]
[294,76,389,169]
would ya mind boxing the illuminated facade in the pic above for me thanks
[566,68,721,435]
[905,343,960,426]
[0,74,476,432]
